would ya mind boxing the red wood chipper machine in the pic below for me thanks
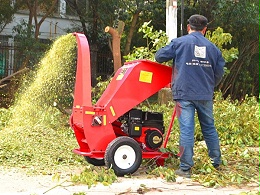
[70,33,176,176]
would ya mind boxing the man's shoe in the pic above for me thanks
[175,168,191,178]
[213,164,222,171]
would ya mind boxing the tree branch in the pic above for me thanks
[0,68,29,84]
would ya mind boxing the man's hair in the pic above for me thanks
[188,14,208,31]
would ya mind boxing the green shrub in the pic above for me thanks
[214,92,259,146]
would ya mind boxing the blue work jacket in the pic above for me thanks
[155,32,225,100]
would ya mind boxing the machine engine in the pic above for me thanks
[119,109,165,150]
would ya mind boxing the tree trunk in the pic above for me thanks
[123,11,141,56]
[34,0,58,40]
[0,68,29,85]
[26,1,34,38]
[219,39,258,99]
[105,22,124,72]
[65,0,88,37]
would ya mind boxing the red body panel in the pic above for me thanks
[96,60,172,123]
[72,33,92,108]
[71,33,92,129]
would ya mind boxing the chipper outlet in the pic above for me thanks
[70,33,175,176]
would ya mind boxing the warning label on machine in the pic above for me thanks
[116,68,128,80]
[139,70,153,83]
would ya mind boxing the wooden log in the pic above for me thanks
[105,21,125,72]
[0,68,29,84]
[158,88,172,105]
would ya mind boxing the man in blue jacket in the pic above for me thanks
[155,14,225,178]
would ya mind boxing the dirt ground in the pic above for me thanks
[0,166,258,195]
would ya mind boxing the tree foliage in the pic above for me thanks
[65,0,166,53]
[23,0,58,40]
[0,0,16,33]
[12,20,50,70]
[211,0,259,99]
[124,21,168,62]
[1,0,258,103]
[66,0,258,100]
[181,0,259,100]
[124,21,238,68]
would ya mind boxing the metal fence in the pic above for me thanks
[96,50,114,78]
[0,41,24,79]
[0,41,114,80]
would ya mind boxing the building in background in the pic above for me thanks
[0,0,83,78]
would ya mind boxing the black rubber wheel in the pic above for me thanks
[84,156,105,166]
[104,136,142,176]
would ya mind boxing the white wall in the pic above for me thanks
[0,12,81,40]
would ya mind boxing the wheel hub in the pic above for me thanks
[114,145,136,169]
